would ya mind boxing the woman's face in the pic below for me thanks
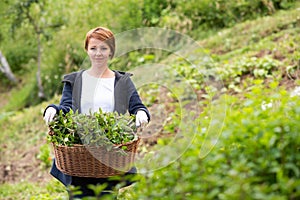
[87,38,111,66]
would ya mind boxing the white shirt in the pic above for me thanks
[81,71,115,114]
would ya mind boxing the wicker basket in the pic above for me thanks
[52,138,140,178]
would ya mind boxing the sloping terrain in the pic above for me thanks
[0,3,299,199]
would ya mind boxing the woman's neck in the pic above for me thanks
[87,66,114,78]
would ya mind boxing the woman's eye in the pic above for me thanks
[90,47,96,50]
[101,48,108,51]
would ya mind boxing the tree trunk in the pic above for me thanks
[261,0,276,14]
[0,50,18,84]
[36,32,45,99]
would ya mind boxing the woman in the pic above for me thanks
[43,27,150,198]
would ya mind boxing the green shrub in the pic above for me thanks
[124,83,300,199]
[5,43,37,74]
[37,143,52,168]
[175,0,297,30]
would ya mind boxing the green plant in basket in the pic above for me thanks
[93,109,137,145]
[47,109,137,148]
[47,110,80,146]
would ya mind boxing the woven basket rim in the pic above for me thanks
[52,136,140,148]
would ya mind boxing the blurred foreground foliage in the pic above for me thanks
[121,83,300,200]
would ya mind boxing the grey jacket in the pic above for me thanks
[46,70,150,118]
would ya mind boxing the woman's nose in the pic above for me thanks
[96,49,102,56]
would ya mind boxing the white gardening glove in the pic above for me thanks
[136,110,148,127]
[43,107,57,125]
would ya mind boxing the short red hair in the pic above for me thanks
[84,27,115,58]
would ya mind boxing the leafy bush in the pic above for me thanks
[123,83,300,199]
[174,0,297,30]
[4,42,37,74]
[37,143,52,168]
[217,56,281,92]
[171,55,282,93]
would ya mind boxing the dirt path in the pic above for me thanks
[0,145,51,184]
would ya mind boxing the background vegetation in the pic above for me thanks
[0,0,299,199]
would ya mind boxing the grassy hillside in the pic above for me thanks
[0,2,299,199]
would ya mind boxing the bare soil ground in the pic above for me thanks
[0,145,52,184]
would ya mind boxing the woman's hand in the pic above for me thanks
[43,107,57,125]
[136,110,149,127]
